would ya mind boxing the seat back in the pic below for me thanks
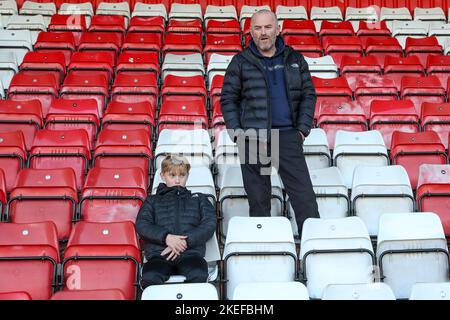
[377,212,449,299]
[300,217,375,299]
[0,221,59,300]
[223,217,297,300]
[63,221,141,300]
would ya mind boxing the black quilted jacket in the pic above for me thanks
[220,37,316,138]
[135,183,217,260]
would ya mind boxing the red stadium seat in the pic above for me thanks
[157,96,208,134]
[122,32,162,53]
[391,131,448,188]
[93,128,153,183]
[426,55,450,89]
[80,167,146,223]
[33,31,76,66]
[0,131,27,193]
[317,100,368,149]
[312,76,353,121]
[51,289,126,300]
[116,51,160,76]
[242,18,252,37]
[283,35,323,57]
[88,14,126,36]
[111,71,158,106]
[281,19,316,36]
[405,36,443,68]
[48,14,87,46]
[319,20,354,37]
[167,18,203,34]
[29,129,91,191]
[204,33,242,64]
[206,19,241,35]
[0,100,43,150]
[20,52,67,85]
[48,14,87,33]
[161,74,207,102]
[400,75,445,114]
[68,51,115,83]
[384,55,425,91]
[357,21,391,38]
[6,168,78,241]
[0,169,5,215]
[102,100,155,135]
[340,55,382,91]
[417,164,450,236]
[8,72,59,118]
[363,36,403,68]
[211,100,224,129]
[322,36,363,67]
[0,292,32,300]
[78,32,122,55]
[370,99,420,148]
[210,74,224,106]
[162,32,203,56]
[45,98,100,150]
[61,72,110,118]
[0,222,59,300]
[61,221,141,300]
[354,75,398,118]
[128,16,165,34]
[420,102,450,148]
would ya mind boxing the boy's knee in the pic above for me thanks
[185,268,209,283]
[141,272,168,288]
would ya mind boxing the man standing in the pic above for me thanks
[220,10,319,237]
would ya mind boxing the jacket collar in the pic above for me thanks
[156,183,190,196]
[242,38,294,67]
[248,36,286,59]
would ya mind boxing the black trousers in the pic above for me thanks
[238,129,319,237]
[141,254,208,288]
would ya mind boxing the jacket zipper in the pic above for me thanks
[175,189,180,234]
[283,48,296,126]
[242,50,272,144]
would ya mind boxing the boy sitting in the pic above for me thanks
[136,155,217,288]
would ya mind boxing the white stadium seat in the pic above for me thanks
[333,130,389,188]
[351,165,414,236]
[322,283,396,300]
[154,129,213,169]
[303,128,332,170]
[410,282,450,300]
[141,283,219,300]
[300,217,375,299]
[232,281,309,300]
[377,212,449,299]
[223,216,297,300]
[218,165,284,238]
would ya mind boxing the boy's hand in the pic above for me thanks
[161,247,179,261]
[165,234,188,255]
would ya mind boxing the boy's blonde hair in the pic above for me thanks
[161,154,191,176]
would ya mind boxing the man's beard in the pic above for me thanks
[257,39,275,52]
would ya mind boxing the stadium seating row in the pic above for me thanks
[1,214,449,300]
[8,0,450,20]
[1,129,449,239]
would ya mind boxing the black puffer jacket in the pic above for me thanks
[220,37,316,137]
[135,183,217,260]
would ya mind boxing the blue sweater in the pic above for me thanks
[249,36,293,130]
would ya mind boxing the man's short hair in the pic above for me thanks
[251,9,278,24]
[161,154,191,176]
